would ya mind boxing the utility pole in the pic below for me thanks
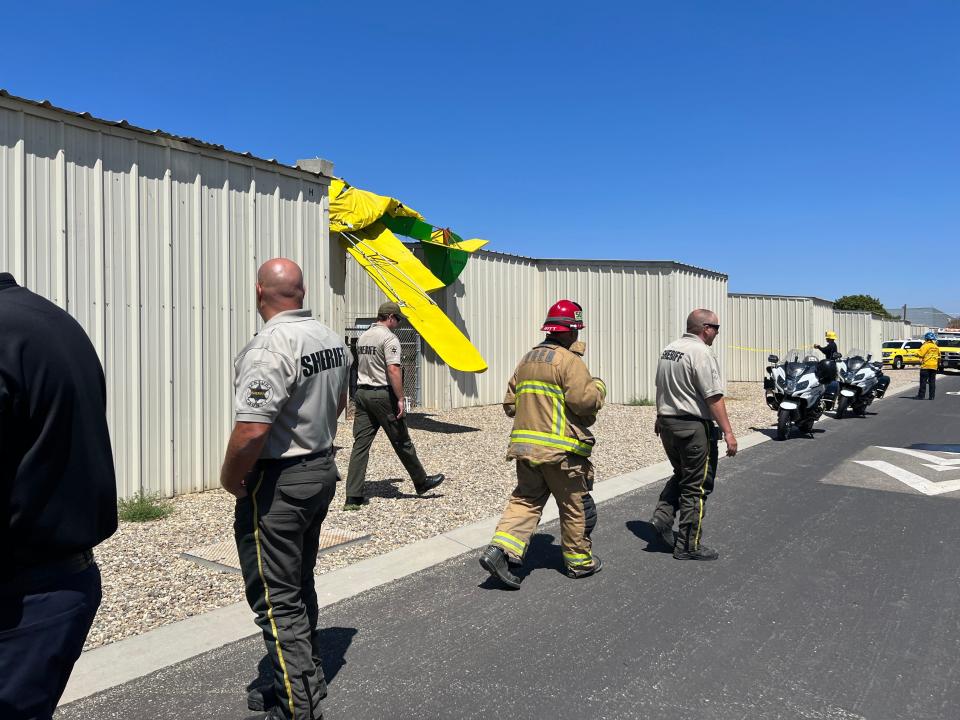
[902,304,907,322]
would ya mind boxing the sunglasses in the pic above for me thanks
[704,323,720,331]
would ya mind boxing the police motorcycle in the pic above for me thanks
[764,349,839,440]
[834,348,889,418]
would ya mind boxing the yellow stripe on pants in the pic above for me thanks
[693,452,711,550]
[251,471,296,719]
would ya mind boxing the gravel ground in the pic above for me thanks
[87,369,921,650]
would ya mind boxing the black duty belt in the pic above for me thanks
[356,384,389,390]
[8,549,95,596]
[257,447,334,472]
[658,414,713,424]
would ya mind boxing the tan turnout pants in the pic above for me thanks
[490,455,598,571]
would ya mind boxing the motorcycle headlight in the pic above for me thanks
[795,380,809,391]
[776,376,785,388]
[854,372,865,380]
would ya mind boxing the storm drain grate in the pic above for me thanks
[181,528,371,574]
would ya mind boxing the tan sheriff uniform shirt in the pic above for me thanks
[234,309,351,459]
[355,322,402,387]
[655,333,724,420]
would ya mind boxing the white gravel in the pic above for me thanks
[86,369,920,649]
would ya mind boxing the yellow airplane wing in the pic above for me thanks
[340,226,488,373]
[398,299,488,374]
[341,224,444,294]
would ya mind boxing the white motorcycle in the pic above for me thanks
[764,350,838,440]
[835,348,890,418]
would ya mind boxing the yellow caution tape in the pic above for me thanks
[727,344,816,353]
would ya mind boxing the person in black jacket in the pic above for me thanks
[814,330,839,359]
[0,273,118,720]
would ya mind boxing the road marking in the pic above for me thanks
[923,464,960,472]
[875,446,960,466]
[854,460,960,496]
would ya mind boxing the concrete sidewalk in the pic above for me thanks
[61,429,775,705]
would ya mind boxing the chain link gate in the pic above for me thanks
[344,319,421,407]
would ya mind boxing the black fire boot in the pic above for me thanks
[416,473,445,495]
[247,681,274,712]
[479,545,522,589]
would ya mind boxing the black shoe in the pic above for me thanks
[650,519,675,549]
[262,707,317,720]
[416,473,445,495]
[566,554,603,579]
[249,673,326,712]
[342,496,368,511]
[479,545,522,589]
[673,544,720,561]
[247,682,275,712]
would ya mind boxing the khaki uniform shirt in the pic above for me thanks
[234,309,350,459]
[655,333,724,420]
[356,323,402,387]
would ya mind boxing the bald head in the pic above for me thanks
[687,308,720,345]
[256,258,305,320]
[686,309,717,333]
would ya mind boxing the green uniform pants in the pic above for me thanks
[652,416,719,552]
[490,455,598,572]
[345,387,427,498]
[235,452,337,720]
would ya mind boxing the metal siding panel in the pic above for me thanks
[101,133,140,499]
[170,148,203,495]
[228,163,257,351]
[255,170,280,268]
[0,106,25,276]
[23,113,62,303]
[200,156,231,494]
[138,143,174,496]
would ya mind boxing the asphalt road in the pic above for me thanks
[57,375,960,720]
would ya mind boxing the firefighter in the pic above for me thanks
[479,300,606,589]
[917,331,941,400]
[814,330,839,359]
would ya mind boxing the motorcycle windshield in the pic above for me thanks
[844,349,866,375]
[782,349,816,379]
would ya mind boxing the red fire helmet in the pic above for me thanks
[541,299,584,332]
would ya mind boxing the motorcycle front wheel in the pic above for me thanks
[777,408,790,440]
[836,395,849,419]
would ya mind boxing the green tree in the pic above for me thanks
[834,294,893,318]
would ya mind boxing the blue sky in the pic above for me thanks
[3,1,957,312]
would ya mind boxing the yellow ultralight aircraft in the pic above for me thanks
[330,178,488,373]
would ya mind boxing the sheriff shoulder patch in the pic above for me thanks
[246,379,273,408]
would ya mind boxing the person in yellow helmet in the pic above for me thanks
[916,332,941,400]
[814,331,839,359]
